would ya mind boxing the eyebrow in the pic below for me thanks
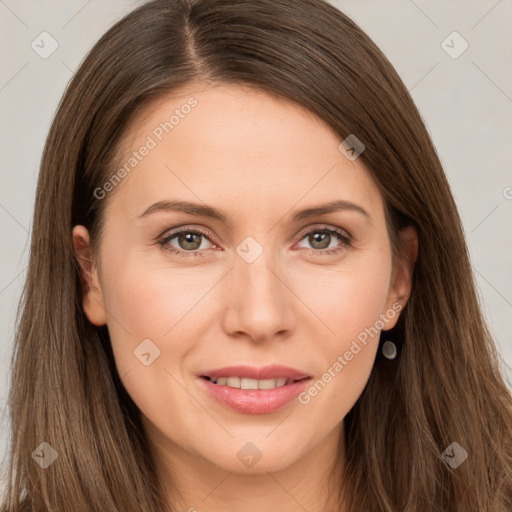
[137,199,371,227]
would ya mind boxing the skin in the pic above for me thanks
[73,83,417,512]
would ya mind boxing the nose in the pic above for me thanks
[221,243,295,343]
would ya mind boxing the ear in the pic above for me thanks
[72,225,107,326]
[381,225,418,329]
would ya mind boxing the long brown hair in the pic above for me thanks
[2,0,511,510]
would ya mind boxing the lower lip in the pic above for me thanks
[198,377,311,414]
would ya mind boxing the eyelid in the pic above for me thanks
[294,223,352,242]
[158,225,216,243]
[157,222,354,257]
[158,223,352,245]
[156,225,218,258]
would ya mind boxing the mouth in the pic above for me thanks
[197,365,312,414]
[200,375,310,390]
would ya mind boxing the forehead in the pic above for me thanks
[105,83,383,223]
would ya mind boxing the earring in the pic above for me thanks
[377,324,404,361]
[381,339,398,360]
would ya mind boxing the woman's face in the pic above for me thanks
[74,83,416,476]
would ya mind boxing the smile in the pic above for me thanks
[203,376,306,389]
[198,365,312,414]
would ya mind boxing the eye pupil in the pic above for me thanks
[179,232,202,250]
[309,232,330,249]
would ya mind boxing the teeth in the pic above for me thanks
[227,377,241,388]
[209,377,291,389]
[259,378,282,389]
[241,378,259,390]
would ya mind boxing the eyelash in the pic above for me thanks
[157,225,353,258]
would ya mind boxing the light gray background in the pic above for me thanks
[1,0,511,487]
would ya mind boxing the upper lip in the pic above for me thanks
[200,365,311,381]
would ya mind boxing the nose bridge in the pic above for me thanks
[223,234,293,340]
[237,241,277,294]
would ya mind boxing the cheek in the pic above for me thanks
[292,253,391,412]
[99,258,211,423]
[292,251,392,340]
[99,253,212,372]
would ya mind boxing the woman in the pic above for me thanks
[1,0,511,510]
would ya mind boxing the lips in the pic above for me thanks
[200,364,310,381]
[198,364,312,414]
